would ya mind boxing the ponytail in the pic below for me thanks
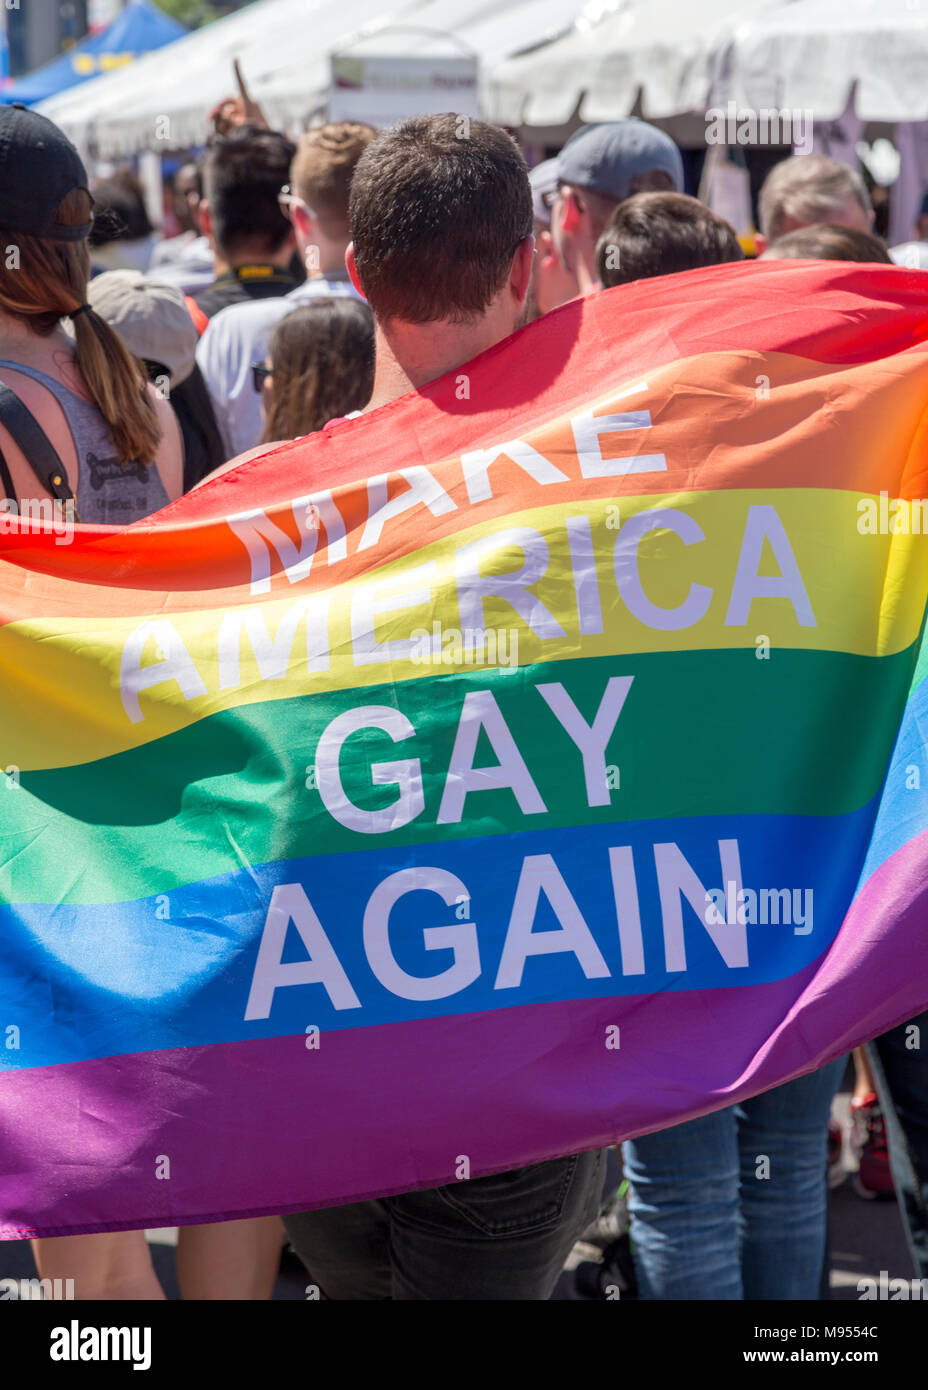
[69,303,161,467]
[0,187,162,467]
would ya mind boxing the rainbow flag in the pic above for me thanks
[3,259,928,1238]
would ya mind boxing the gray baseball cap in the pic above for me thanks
[529,158,559,226]
[86,270,197,385]
[556,120,684,201]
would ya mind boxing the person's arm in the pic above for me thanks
[208,60,269,135]
[150,386,184,502]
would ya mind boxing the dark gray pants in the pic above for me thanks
[284,1148,606,1300]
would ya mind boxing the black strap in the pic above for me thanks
[0,443,14,505]
[0,382,76,507]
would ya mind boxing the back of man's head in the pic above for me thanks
[203,127,296,260]
[349,114,533,323]
[761,222,891,264]
[758,155,873,245]
[291,122,376,242]
[597,192,743,288]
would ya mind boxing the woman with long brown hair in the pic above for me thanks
[258,297,374,443]
[0,106,181,517]
[0,105,283,1299]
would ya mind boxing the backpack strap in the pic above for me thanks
[0,382,76,508]
[0,444,15,505]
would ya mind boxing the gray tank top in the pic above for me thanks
[0,360,171,524]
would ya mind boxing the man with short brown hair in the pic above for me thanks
[278,114,607,1300]
[596,192,743,289]
[195,121,375,456]
[540,119,685,311]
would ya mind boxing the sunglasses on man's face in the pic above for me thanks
[252,361,272,392]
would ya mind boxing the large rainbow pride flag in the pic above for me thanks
[3,259,928,1237]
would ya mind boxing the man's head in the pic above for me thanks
[347,114,533,334]
[547,119,684,303]
[756,155,873,254]
[596,192,743,288]
[527,157,578,320]
[285,122,376,273]
[201,127,296,266]
[90,168,154,245]
[760,222,891,264]
[172,161,201,235]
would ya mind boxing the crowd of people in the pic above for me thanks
[0,93,926,1300]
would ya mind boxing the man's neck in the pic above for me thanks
[307,237,351,280]
[365,312,515,412]
[574,256,600,297]
[212,247,294,278]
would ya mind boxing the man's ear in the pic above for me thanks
[510,234,536,306]
[561,189,583,234]
[345,242,365,298]
[291,203,315,249]
[754,231,768,256]
[537,227,561,267]
[198,199,213,245]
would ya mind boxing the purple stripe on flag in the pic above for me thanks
[3,830,927,1239]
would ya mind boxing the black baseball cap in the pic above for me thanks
[0,104,92,241]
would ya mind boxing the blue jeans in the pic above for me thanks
[622,1058,845,1300]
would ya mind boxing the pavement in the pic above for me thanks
[0,1070,914,1301]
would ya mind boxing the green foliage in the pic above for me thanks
[151,0,243,31]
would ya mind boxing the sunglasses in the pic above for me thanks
[252,361,272,392]
[541,184,585,215]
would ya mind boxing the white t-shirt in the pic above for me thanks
[890,240,928,271]
[195,273,362,459]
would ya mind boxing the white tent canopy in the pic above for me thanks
[37,0,424,155]
[484,0,750,131]
[38,0,590,156]
[705,0,928,123]
[331,0,584,59]
[274,0,589,117]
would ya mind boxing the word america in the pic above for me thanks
[120,503,813,724]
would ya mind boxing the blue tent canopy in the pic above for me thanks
[2,0,186,106]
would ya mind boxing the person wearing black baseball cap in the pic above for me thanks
[0,103,182,521]
[544,119,685,310]
[0,104,188,1301]
[7,106,290,1305]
